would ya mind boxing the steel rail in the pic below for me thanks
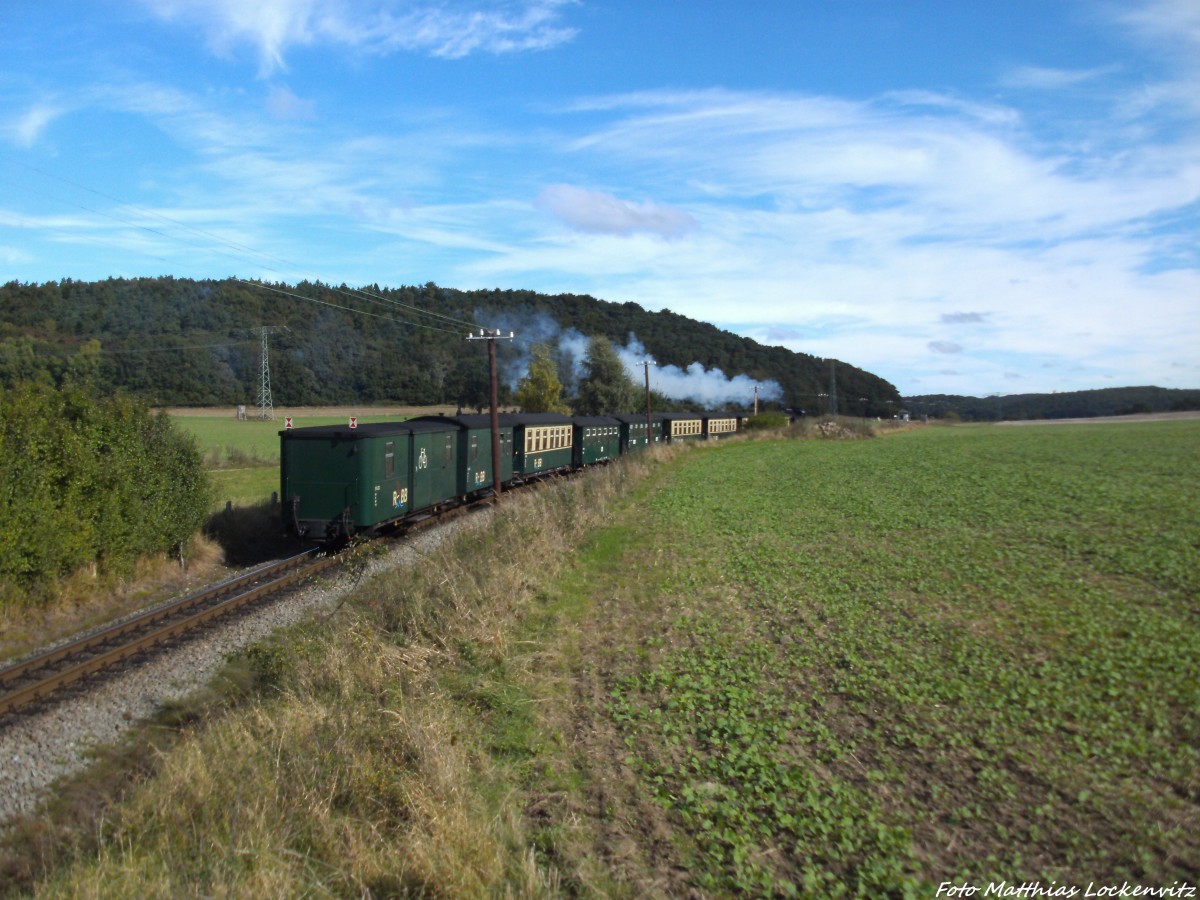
[0,463,571,719]
[0,549,337,716]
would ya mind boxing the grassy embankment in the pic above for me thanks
[5,420,1197,895]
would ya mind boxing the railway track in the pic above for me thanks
[0,473,552,721]
[0,549,342,717]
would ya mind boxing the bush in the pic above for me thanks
[743,411,790,430]
[744,412,792,434]
[0,382,212,606]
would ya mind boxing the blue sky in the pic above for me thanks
[2,0,1197,397]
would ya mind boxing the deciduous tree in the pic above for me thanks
[575,336,637,415]
[515,344,570,413]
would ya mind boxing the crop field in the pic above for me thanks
[590,421,1198,893]
[11,421,1197,896]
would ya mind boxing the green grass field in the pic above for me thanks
[12,421,1198,896]
[595,421,1198,892]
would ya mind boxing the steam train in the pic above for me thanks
[280,411,743,541]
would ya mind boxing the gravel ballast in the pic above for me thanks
[0,523,456,827]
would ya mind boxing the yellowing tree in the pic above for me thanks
[515,344,570,413]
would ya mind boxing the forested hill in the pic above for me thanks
[0,277,899,413]
[906,387,1200,422]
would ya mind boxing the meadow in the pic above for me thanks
[7,420,1197,896]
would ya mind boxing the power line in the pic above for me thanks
[235,280,466,337]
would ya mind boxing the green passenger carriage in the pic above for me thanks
[572,416,621,466]
[611,413,662,453]
[702,414,741,439]
[503,412,575,478]
[658,411,705,442]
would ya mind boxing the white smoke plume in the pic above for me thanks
[490,311,781,409]
[615,336,782,408]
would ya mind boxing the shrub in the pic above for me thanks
[0,382,212,607]
[743,411,790,430]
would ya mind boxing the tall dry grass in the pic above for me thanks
[0,535,226,667]
[23,451,663,897]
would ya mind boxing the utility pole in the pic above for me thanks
[467,328,514,499]
[828,360,839,416]
[753,384,759,416]
[256,325,288,420]
[640,359,655,448]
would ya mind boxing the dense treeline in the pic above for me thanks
[0,382,211,606]
[906,387,1200,422]
[0,278,899,414]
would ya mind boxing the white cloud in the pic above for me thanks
[137,0,578,74]
[10,102,65,147]
[1109,0,1200,116]
[267,85,316,120]
[371,0,579,59]
[1117,0,1200,52]
[535,185,696,237]
[929,341,963,354]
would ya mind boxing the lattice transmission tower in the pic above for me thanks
[257,326,288,420]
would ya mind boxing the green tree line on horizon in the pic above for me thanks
[906,387,1200,422]
[0,277,899,414]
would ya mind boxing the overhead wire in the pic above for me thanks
[236,279,467,337]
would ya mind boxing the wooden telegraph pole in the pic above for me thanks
[467,329,514,499]
[641,359,654,449]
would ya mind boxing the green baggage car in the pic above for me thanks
[408,414,514,496]
[280,419,461,540]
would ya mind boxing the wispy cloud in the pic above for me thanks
[10,102,65,147]
[137,0,578,74]
[266,85,316,120]
[1000,65,1116,91]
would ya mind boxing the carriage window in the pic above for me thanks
[444,435,453,464]
[384,442,395,478]
[470,434,479,462]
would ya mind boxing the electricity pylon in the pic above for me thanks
[257,325,288,420]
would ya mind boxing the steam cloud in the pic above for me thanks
[494,311,782,409]
[615,336,783,407]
